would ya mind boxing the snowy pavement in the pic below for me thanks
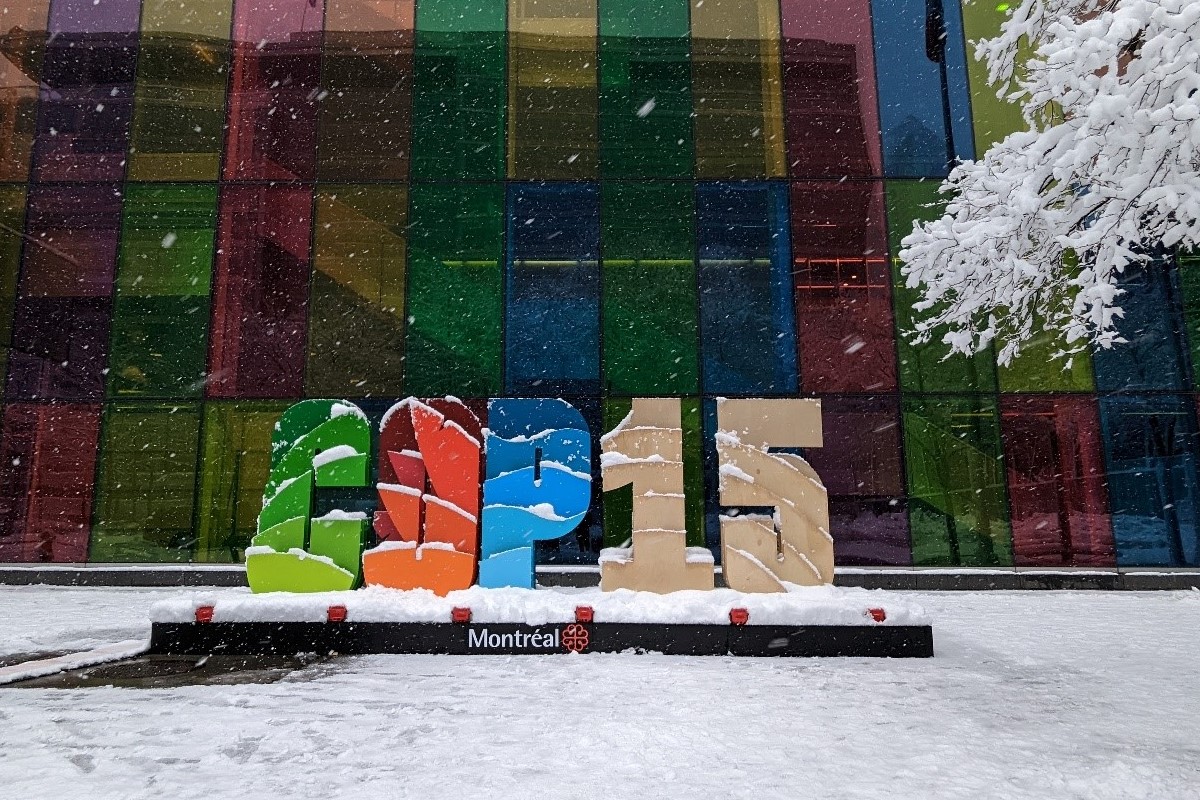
[1,586,1199,799]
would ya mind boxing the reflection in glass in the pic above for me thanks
[904,394,1012,566]
[870,0,973,177]
[410,0,506,178]
[0,187,26,385]
[0,0,52,180]
[208,184,312,398]
[0,403,100,562]
[602,181,698,395]
[90,403,202,561]
[1001,395,1114,566]
[505,182,600,394]
[128,0,232,181]
[696,181,797,395]
[308,185,407,396]
[691,0,786,178]
[507,0,598,179]
[780,0,880,177]
[1100,395,1200,566]
[791,180,895,392]
[319,0,413,180]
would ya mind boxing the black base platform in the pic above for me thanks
[150,621,934,658]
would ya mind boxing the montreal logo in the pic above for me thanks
[467,625,590,653]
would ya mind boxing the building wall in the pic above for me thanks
[0,0,1196,568]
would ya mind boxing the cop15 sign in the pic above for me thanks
[247,397,833,596]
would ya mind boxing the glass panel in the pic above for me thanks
[404,183,503,396]
[0,187,26,385]
[32,0,140,181]
[869,0,974,177]
[318,0,413,180]
[6,184,120,400]
[601,181,698,395]
[597,0,691,178]
[1181,250,1200,389]
[1100,395,1200,566]
[1092,255,1191,392]
[696,181,797,395]
[1001,395,1114,566]
[960,0,1024,152]
[0,0,52,180]
[997,321,1096,392]
[195,401,283,561]
[108,184,216,398]
[505,182,600,394]
[223,0,322,181]
[307,185,406,396]
[779,0,880,177]
[127,0,232,181]
[691,0,786,179]
[887,179,997,392]
[791,180,895,392]
[903,394,1012,566]
[409,0,506,179]
[208,184,312,398]
[507,0,598,179]
[805,395,909,565]
[0,403,100,562]
[90,402,202,561]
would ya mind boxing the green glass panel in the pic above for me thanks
[0,0,50,181]
[128,0,232,181]
[108,184,216,398]
[318,0,414,181]
[598,0,692,177]
[195,401,283,562]
[307,185,407,397]
[903,394,1012,566]
[887,180,997,392]
[1177,250,1200,389]
[0,187,26,385]
[410,0,506,179]
[405,182,504,396]
[90,403,203,561]
[507,0,598,179]
[998,321,1095,392]
[602,397,705,548]
[960,1,1026,153]
[601,182,698,395]
[691,0,786,178]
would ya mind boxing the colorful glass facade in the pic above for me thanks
[0,0,1194,569]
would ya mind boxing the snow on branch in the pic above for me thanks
[900,0,1200,366]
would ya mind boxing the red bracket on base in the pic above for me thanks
[867,608,886,623]
[451,607,472,624]
[729,608,749,626]
[327,605,348,623]
[195,605,214,624]
[574,606,594,623]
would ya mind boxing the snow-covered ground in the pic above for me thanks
[1,586,1198,799]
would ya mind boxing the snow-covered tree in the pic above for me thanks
[899,0,1200,366]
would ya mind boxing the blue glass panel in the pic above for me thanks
[1099,395,1200,566]
[696,182,798,394]
[870,0,974,177]
[504,183,601,394]
[1092,256,1192,392]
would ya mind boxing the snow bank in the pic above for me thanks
[149,584,927,627]
[0,639,148,685]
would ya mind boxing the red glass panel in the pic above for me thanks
[791,181,896,393]
[0,0,52,180]
[6,185,120,400]
[804,395,909,565]
[223,0,323,180]
[1001,395,1116,566]
[208,185,313,397]
[780,0,881,177]
[32,0,140,181]
[0,403,101,562]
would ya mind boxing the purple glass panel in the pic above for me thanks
[0,403,101,563]
[6,185,120,400]
[32,0,140,181]
[223,0,323,181]
[780,0,882,177]
[1001,395,1116,566]
[804,395,910,565]
[791,181,896,393]
[208,185,312,397]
